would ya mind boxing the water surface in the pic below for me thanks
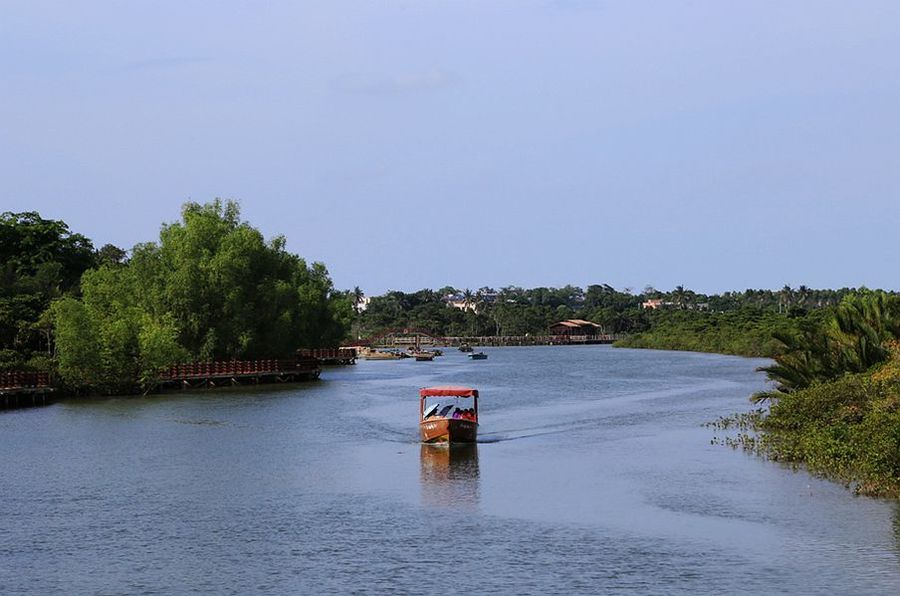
[2,346,899,594]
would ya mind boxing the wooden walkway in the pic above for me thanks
[153,358,321,391]
[296,348,357,365]
[372,334,625,347]
[1,371,54,410]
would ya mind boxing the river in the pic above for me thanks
[2,346,899,594]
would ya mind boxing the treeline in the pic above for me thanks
[616,310,783,357]
[723,292,900,497]
[614,309,836,357]
[355,284,858,350]
[1,201,351,393]
[357,285,643,338]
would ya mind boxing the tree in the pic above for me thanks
[96,243,128,266]
[0,211,96,369]
[52,200,350,390]
[757,292,900,399]
[673,285,687,309]
[351,286,365,313]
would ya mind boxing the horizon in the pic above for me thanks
[4,1,899,295]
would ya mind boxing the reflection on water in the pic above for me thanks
[893,504,900,560]
[420,444,480,509]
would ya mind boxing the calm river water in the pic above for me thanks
[3,346,900,594]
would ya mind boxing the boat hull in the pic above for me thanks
[420,418,478,444]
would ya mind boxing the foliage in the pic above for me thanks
[615,308,812,357]
[758,292,900,396]
[355,283,864,345]
[712,294,900,497]
[722,357,900,497]
[0,211,96,369]
[51,200,349,391]
[357,285,647,339]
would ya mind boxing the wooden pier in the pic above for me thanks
[296,347,357,365]
[371,334,625,348]
[1,371,54,410]
[153,358,321,392]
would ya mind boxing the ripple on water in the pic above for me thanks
[1,346,899,594]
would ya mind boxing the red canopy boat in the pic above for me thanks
[419,386,479,444]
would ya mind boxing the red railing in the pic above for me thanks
[0,371,50,389]
[158,359,311,381]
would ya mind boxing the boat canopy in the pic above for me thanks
[419,386,479,398]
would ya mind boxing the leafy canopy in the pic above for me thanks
[52,200,350,391]
[757,291,900,399]
[0,211,96,369]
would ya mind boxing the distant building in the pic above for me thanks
[443,291,498,313]
[444,293,477,312]
[549,319,603,336]
[641,298,709,311]
[641,299,675,310]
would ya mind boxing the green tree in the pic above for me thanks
[52,200,349,390]
[0,211,96,369]
[757,292,900,399]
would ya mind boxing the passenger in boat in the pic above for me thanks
[452,408,462,419]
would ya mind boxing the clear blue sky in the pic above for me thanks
[3,1,899,295]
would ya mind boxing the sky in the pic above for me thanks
[2,1,899,295]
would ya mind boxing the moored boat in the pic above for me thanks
[419,386,479,444]
[408,346,442,359]
[458,344,473,353]
[414,352,435,361]
[361,348,406,360]
[468,352,487,360]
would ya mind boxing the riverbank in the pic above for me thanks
[613,309,809,358]
[714,348,900,498]
[615,298,900,498]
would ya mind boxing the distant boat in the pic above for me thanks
[420,386,479,444]
[458,344,473,353]
[467,352,487,360]
[408,347,441,359]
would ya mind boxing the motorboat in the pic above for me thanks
[419,386,479,444]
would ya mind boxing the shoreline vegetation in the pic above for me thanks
[3,201,899,496]
[1,201,351,395]
[711,294,900,497]
[612,309,810,358]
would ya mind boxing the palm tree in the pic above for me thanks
[757,292,900,399]
[778,285,795,313]
[352,286,364,314]
[673,285,687,309]
[462,288,474,312]
[797,285,810,308]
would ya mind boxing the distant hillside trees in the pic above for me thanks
[357,284,647,339]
